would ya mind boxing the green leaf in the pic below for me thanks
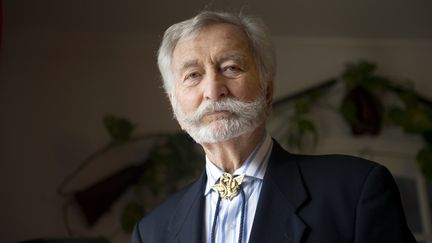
[398,91,419,109]
[103,115,135,144]
[417,147,432,181]
[137,132,203,204]
[340,100,358,125]
[342,61,377,89]
[121,201,145,233]
[388,106,432,133]
[294,98,310,114]
[284,116,318,151]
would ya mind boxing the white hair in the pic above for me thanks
[157,11,276,94]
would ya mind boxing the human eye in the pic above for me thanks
[185,72,200,80]
[222,64,243,77]
[183,71,202,85]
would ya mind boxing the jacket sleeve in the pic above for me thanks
[354,164,417,243]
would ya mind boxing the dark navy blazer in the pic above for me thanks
[132,141,416,243]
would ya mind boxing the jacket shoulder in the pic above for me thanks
[294,153,380,179]
[270,142,388,203]
[287,151,394,209]
[271,141,380,182]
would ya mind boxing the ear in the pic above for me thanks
[265,80,273,108]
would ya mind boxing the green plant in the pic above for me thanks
[340,61,387,135]
[387,88,432,179]
[101,117,203,233]
[103,115,136,144]
[283,94,319,151]
[118,133,203,232]
[278,60,432,181]
[58,115,203,237]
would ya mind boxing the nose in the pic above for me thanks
[203,72,228,100]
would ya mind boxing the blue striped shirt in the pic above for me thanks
[203,133,273,243]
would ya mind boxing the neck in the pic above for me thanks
[201,125,266,173]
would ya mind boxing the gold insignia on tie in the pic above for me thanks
[212,173,245,200]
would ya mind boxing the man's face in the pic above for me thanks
[170,23,269,143]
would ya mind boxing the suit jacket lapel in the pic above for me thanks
[249,141,309,243]
[168,171,206,243]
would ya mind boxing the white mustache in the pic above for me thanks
[172,92,268,143]
[182,98,247,124]
[174,94,267,125]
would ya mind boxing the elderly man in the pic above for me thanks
[132,11,415,243]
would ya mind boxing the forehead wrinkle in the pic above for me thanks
[179,59,200,73]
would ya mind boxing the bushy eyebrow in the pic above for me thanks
[178,52,247,74]
[179,60,200,74]
[216,52,246,66]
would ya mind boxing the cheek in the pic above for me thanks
[231,75,262,101]
[174,89,202,114]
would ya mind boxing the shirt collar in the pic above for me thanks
[204,133,273,196]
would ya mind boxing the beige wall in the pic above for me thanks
[273,37,432,98]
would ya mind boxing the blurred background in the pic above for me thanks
[1,0,432,242]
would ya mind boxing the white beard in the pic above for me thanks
[171,92,268,144]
